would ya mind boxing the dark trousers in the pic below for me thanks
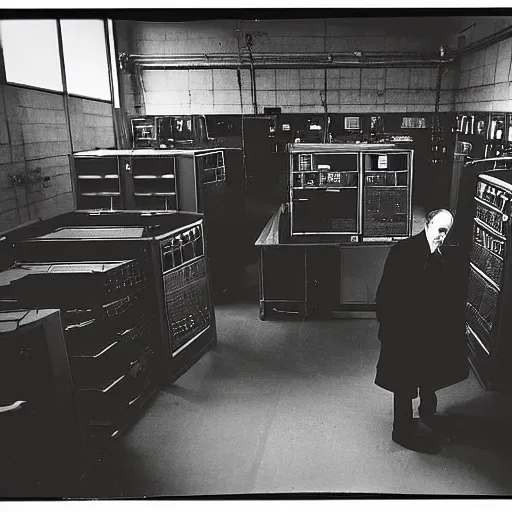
[393,388,438,434]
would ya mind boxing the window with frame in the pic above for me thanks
[0,19,63,92]
[60,19,111,101]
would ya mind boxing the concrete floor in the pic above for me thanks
[79,262,512,498]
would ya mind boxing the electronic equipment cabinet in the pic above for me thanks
[0,211,217,442]
[130,114,212,149]
[0,309,87,497]
[72,148,244,295]
[465,170,512,390]
[0,259,157,445]
[288,143,413,241]
[73,148,232,213]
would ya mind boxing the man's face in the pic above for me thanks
[426,213,453,248]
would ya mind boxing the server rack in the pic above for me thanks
[465,170,512,390]
[288,143,413,241]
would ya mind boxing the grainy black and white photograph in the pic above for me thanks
[1,5,512,502]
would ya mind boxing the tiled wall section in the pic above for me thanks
[0,86,115,232]
[132,20,457,115]
[132,19,458,56]
[142,66,455,115]
[69,97,115,152]
[455,37,512,112]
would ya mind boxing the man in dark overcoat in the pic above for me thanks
[375,209,469,453]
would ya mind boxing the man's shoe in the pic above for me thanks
[392,430,442,454]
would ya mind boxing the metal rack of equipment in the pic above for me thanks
[0,211,217,447]
[288,143,413,241]
[465,169,512,390]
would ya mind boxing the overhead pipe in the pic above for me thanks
[454,25,512,56]
[129,51,454,70]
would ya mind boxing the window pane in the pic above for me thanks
[0,19,63,91]
[61,19,111,101]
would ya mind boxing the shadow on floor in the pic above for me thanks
[438,394,512,453]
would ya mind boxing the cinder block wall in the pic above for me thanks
[455,37,512,112]
[129,19,456,115]
[0,85,115,232]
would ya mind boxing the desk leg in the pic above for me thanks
[259,301,266,321]
[259,248,266,320]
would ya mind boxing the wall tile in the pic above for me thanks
[360,89,377,105]
[22,125,68,144]
[276,90,301,106]
[0,208,19,231]
[326,37,352,52]
[495,58,510,83]
[361,68,385,89]
[339,90,360,105]
[20,108,67,125]
[327,90,340,106]
[440,90,455,105]
[188,70,213,91]
[134,22,168,41]
[0,145,11,164]
[300,90,323,106]
[484,44,499,66]
[384,90,408,105]
[255,70,276,91]
[214,90,244,106]
[498,38,512,61]
[82,100,112,116]
[0,116,9,145]
[82,114,113,128]
[212,69,239,91]
[469,66,485,87]
[190,90,214,106]
[494,81,509,101]
[483,64,496,85]
[257,91,277,108]
[276,69,300,90]
[23,141,71,160]
[17,90,64,110]
[10,145,24,163]
[386,69,408,89]
[410,68,436,90]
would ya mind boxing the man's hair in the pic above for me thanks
[425,208,453,225]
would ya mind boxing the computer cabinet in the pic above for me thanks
[465,170,512,390]
[73,148,229,213]
[0,211,217,441]
[0,309,87,497]
[288,144,413,241]
[0,258,157,446]
[72,148,243,296]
